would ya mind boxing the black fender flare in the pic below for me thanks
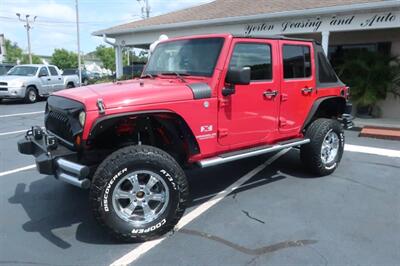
[87,110,200,155]
[302,96,346,130]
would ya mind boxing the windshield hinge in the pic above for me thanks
[97,98,106,115]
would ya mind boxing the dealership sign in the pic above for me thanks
[244,11,400,35]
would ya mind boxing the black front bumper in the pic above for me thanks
[18,127,91,189]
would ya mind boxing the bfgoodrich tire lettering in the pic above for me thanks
[300,118,344,176]
[90,145,189,242]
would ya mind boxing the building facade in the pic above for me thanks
[94,0,400,118]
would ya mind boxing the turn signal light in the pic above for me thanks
[75,135,81,146]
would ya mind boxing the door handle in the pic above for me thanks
[263,90,278,99]
[58,78,61,80]
[47,78,51,81]
[301,87,313,94]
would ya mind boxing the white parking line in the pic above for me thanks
[110,148,292,266]
[0,111,44,118]
[344,144,400,158]
[0,129,27,136]
[0,164,36,177]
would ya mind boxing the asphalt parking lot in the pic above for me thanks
[1,99,400,266]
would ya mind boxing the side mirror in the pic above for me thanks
[223,67,251,96]
[39,73,47,77]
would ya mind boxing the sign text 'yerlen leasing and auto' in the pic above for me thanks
[245,11,400,35]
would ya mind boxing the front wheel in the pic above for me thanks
[90,145,189,242]
[300,118,344,176]
[24,87,38,103]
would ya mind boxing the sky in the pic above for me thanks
[0,0,213,56]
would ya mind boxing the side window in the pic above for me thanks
[48,66,59,76]
[39,67,49,77]
[317,52,338,83]
[283,45,311,79]
[229,43,272,81]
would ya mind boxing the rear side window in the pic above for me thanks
[229,43,272,81]
[48,66,59,76]
[283,45,311,79]
[318,53,338,83]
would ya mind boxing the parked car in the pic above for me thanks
[123,62,146,77]
[18,34,352,241]
[0,64,79,103]
[0,63,15,76]
[63,69,91,85]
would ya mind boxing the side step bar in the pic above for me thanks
[198,138,310,168]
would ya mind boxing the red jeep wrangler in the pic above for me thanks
[18,34,352,241]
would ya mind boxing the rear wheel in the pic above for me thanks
[24,87,38,103]
[300,118,344,176]
[67,82,75,89]
[90,145,189,242]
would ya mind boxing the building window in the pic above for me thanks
[229,43,272,81]
[328,42,391,67]
[283,45,311,79]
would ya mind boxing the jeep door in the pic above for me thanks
[278,40,316,135]
[217,38,280,147]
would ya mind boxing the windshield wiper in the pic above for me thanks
[140,73,157,79]
[159,72,189,83]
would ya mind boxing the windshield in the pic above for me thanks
[143,37,224,77]
[7,66,38,76]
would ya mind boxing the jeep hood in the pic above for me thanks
[55,79,198,111]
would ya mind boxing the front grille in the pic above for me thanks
[0,82,7,86]
[44,96,84,146]
[0,88,8,91]
[46,111,75,143]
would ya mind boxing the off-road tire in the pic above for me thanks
[300,118,344,176]
[24,86,38,103]
[90,145,189,242]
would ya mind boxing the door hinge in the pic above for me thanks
[280,93,288,102]
[279,118,287,127]
[218,98,229,108]
[218,128,229,137]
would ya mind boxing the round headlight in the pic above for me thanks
[78,111,86,126]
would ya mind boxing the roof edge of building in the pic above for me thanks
[92,0,400,37]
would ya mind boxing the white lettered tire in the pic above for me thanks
[90,145,189,242]
[300,118,345,176]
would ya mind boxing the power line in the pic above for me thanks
[0,15,140,25]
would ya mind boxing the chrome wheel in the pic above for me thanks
[28,90,37,102]
[321,130,339,164]
[112,170,169,226]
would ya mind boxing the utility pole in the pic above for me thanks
[75,0,82,87]
[137,0,150,19]
[16,13,36,64]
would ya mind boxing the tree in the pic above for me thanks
[4,39,42,64]
[51,49,79,70]
[4,39,23,63]
[337,51,399,117]
[95,45,148,72]
[95,45,115,71]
